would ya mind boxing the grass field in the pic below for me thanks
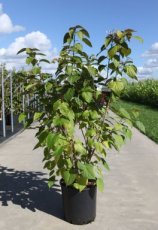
[112,100,158,144]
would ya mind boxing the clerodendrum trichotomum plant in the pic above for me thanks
[18,25,143,191]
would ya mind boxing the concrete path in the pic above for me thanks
[0,128,158,230]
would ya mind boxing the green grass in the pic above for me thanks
[112,99,158,143]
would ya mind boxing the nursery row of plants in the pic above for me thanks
[121,79,158,107]
[112,99,158,143]
[0,68,49,119]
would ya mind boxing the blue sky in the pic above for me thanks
[0,0,158,78]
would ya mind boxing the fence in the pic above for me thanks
[0,65,27,139]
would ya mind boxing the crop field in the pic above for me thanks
[121,79,158,107]
[111,79,158,143]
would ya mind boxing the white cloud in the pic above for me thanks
[0,31,58,73]
[142,42,158,58]
[137,67,153,77]
[138,42,158,78]
[0,3,25,34]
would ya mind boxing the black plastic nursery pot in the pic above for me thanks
[60,180,97,225]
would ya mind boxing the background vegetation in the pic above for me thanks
[121,79,158,107]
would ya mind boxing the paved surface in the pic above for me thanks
[0,128,158,230]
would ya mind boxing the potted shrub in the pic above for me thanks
[18,25,143,225]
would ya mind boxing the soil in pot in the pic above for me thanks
[60,180,97,225]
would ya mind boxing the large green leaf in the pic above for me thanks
[135,121,145,133]
[48,176,55,188]
[108,80,125,95]
[108,45,120,58]
[82,38,92,47]
[112,134,124,148]
[64,120,75,136]
[76,31,84,40]
[73,177,87,191]
[74,141,86,154]
[64,88,75,101]
[133,35,144,43]
[97,178,104,192]
[95,142,104,153]
[46,133,58,149]
[119,108,131,119]
[33,112,43,121]
[63,171,76,186]
[77,162,96,179]
[18,113,26,123]
[82,87,93,103]
[52,146,64,157]
[45,82,53,92]
[124,65,137,79]
[68,75,80,84]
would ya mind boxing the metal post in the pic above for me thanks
[22,86,25,124]
[10,74,14,132]
[27,94,30,119]
[1,65,6,137]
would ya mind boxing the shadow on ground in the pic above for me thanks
[0,165,64,220]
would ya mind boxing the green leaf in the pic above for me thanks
[77,162,96,179]
[102,159,110,171]
[108,45,120,58]
[52,146,64,157]
[45,82,53,92]
[74,43,83,51]
[68,75,80,84]
[53,100,62,111]
[26,57,34,65]
[133,36,144,43]
[76,31,84,40]
[73,182,86,192]
[119,108,131,119]
[18,113,26,123]
[17,48,26,55]
[48,176,55,188]
[33,112,43,121]
[63,171,76,186]
[98,55,106,64]
[39,59,50,64]
[25,83,38,90]
[95,142,104,153]
[135,121,145,133]
[38,130,49,143]
[120,47,131,56]
[85,129,96,137]
[74,141,86,154]
[80,28,90,38]
[82,38,92,47]
[82,89,93,103]
[108,80,125,95]
[64,120,75,136]
[64,88,75,101]
[87,66,97,76]
[124,65,137,79]
[63,32,71,43]
[125,129,132,140]
[66,65,73,75]
[46,133,58,148]
[104,37,112,48]
[90,111,100,120]
[97,178,104,192]
[32,67,41,75]
[113,134,124,148]
[73,177,87,191]
[44,161,56,170]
